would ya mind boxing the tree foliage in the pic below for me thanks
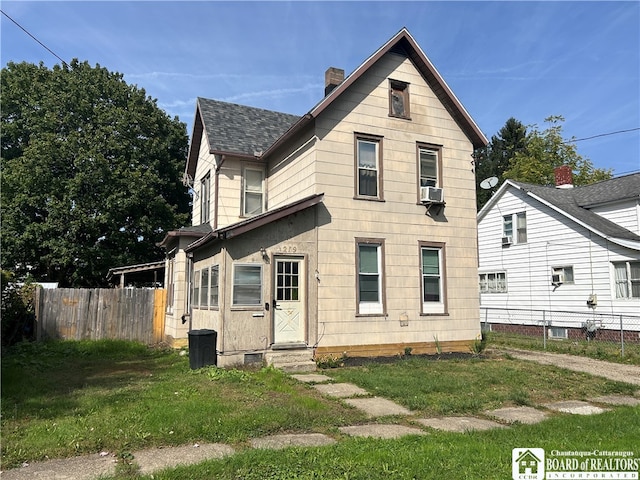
[475,117,528,210]
[476,116,613,210]
[1,60,191,287]
[503,116,612,186]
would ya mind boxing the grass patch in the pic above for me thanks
[1,340,364,468]
[489,331,640,365]
[323,355,635,415]
[2,339,638,476]
[103,407,640,480]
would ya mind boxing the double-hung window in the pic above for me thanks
[356,239,384,315]
[420,242,446,314]
[355,134,383,200]
[243,167,264,216]
[192,269,201,309]
[418,146,439,188]
[614,261,640,299]
[200,173,210,224]
[233,264,262,306]
[503,212,527,244]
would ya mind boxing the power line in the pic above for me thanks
[565,127,640,144]
[1,9,68,67]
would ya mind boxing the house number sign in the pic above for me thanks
[276,245,298,253]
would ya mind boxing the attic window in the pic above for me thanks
[389,79,410,119]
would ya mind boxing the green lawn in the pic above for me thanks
[2,339,638,479]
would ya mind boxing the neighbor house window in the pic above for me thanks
[552,266,574,285]
[614,261,640,299]
[243,167,264,216]
[200,173,210,224]
[355,134,383,200]
[420,242,446,314]
[389,79,410,119]
[356,239,385,315]
[503,212,527,244]
[548,327,568,339]
[210,265,219,308]
[479,272,507,293]
[233,264,262,306]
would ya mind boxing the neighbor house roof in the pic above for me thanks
[156,223,213,248]
[185,27,488,180]
[478,173,640,250]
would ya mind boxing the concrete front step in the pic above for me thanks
[265,349,316,373]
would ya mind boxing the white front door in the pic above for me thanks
[273,257,305,345]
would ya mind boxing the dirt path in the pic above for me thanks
[497,348,640,386]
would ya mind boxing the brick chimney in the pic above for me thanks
[554,165,574,189]
[325,67,344,96]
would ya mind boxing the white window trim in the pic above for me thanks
[421,245,445,314]
[242,166,265,217]
[548,327,568,339]
[479,271,507,293]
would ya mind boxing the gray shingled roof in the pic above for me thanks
[512,173,640,241]
[198,97,301,156]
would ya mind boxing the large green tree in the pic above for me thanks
[1,60,191,287]
[475,117,528,210]
[504,115,612,186]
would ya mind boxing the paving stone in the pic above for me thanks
[313,383,369,398]
[339,424,427,439]
[249,433,336,450]
[485,406,548,425]
[345,397,411,417]
[291,374,333,383]
[416,416,505,432]
[544,400,607,415]
[136,443,235,474]
[589,395,640,406]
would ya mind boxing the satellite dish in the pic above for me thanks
[480,176,499,190]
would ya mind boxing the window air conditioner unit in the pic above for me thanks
[420,186,444,203]
[551,273,564,285]
[501,236,513,246]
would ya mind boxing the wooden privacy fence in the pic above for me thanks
[35,288,166,344]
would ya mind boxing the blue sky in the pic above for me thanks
[2,1,639,176]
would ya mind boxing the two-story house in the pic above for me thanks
[477,167,640,341]
[160,28,488,368]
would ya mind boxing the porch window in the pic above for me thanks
[614,261,640,299]
[420,242,446,314]
[192,269,201,309]
[243,167,264,216]
[166,257,175,313]
[355,134,383,200]
[210,265,219,307]
[233,264,262,306]
[200,267,210,308]
[356,239,384,315]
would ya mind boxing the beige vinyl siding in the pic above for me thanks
[192,133,216,226]
[312,52,479,350]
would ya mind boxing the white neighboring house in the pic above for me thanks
[477,167,640,339]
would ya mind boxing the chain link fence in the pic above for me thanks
[480,307,640,357]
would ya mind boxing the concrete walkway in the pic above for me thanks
[3,354,639,479]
